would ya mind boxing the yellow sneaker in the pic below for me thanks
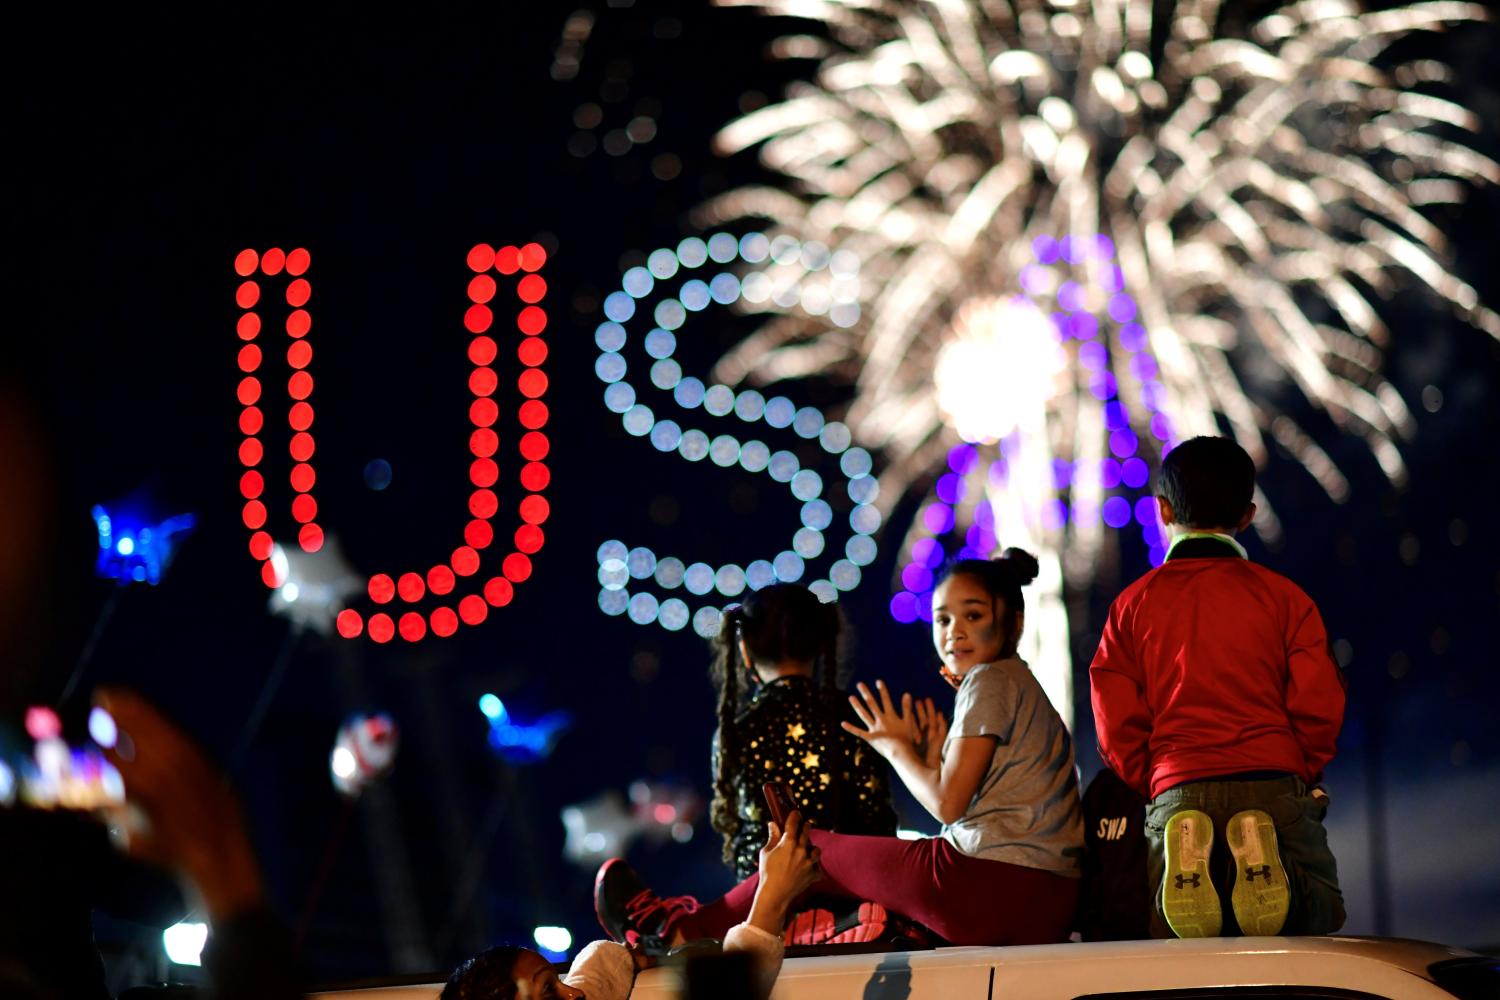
[1162,809,1222,937]
[1226,808,1290,935]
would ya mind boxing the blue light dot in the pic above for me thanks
[684,563,715,595]
[768,451,800,483]
[829,303,860,328]
[739,440,771,473]
[681,279,711,312]
[716,564,747,597]
[677,237,709,268]
[792,407,824,439]
[710,273,741,304]
[679,429,710,461]
[598,561,629,590]
[808,580,838,603]
[790,470,823,501]
[604,382,636,414]
[597,540,628,563]
[773,551,805,582]
[793,527,825,558]
[733,390,765,422]
[623,266,654,298]
[673,377,706,409]
[603,291,636,322]
[654,299,686,331]
[800,499,834,530]
[830,560,861,591]
[594,322,627,352]
[846,535,878,566]
[628,592,660,625]
[648,248,680,279]
[659,598,691,631]
[88,707,118,748]
[710,435,741,467]
[818,422,852,453]
[707,233,739,263]
[1102,496,1132,528]
[704,385,735,416]
[622,404,654,436]
[840,448,873,478]
[650,420,682,452]
[739,233,770,264]
[746,560,777,590]
[649,359,682,390]
[849,504,882,534]
[479,694,503,720]
[644,328,676,360]
[693,606,725,638]
[655,557,686,588]
[595,353,627,383]
[599,589,630,616]
[626,547,657,579]
[763,397,796,428]
[848,476,879,504]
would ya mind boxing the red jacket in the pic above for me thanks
[1089,540,1345,799]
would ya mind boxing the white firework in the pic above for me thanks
[696,0,1498,720]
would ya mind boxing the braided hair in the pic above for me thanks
[708,583,843,862]
[934,547,1041,658]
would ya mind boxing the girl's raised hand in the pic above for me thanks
[914,697,949,769]
[841,680,917,760]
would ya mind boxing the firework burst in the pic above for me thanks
[697,0,1498,718]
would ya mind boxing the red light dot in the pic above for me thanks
[469,490,498,519]
[430,607,458,637]
[519,495,550,524]
[237,377,261,406]
[287,340,313,370]
[336,609,364,638]
[515,524,544,554]
[286,248,311,276]
[469,368,498,397]
[239,407,264,435]
[468,274,497,304]
[249,530,273,560]
[286,310,311,338]
[288,371,314,401]
[458,594,488,625]
[470,398,498,427]
[470,429,498,457]
[397,572,426,602]
[261,248,286,275]
[239,470,264,499]
[286,278,311,307]
[468,336,497,367]
[519,431,549,461]
[234,249,259,276]
[464,304,493,334]
[517,369,548,398]
[368,574,396,603]
[452,546,480,577]
[261,559,282,589]
[237,312,261,340]
[289,432,315,462]
[520,242,547,271]
[465,519,494,550]
[467,243,496,272]
[494,246,521,274]
[503,553,533,582]
[238,344,262,372]
[399,612,427,642]
[242,500,267,530]
[290,463,316,493]
[517,306,547,336]
[236,281,260,308]
[291,494,318,523]
[517,274,547,304]
[289,402,315,431]
[240,437,264,466]
[517,338,548,366]
[427,565,456,595]
[518,400,548,429]
[484,577,515,607]
[470,458,499,488]
[369,613,395,643]
[299,523,325,552]
[520,462,550,491]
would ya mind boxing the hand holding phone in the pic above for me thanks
[762,780,797,829]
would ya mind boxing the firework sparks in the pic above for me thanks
[697,0,1498,720]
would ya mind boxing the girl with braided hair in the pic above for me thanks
[709,583,896,880]
[595,550,1084,949]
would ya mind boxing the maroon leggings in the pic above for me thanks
[676,830,1079,947]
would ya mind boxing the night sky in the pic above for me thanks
[6,0,1499,987]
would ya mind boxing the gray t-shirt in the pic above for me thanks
[940,658,1084,876]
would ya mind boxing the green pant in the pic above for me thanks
[1145,775,1345,936]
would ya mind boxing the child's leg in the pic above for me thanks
[1266,787,1345,935]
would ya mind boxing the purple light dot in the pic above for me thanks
[1130,353,1159,380]
[988,459,1009,486]
[1032,235,1060,264]
[956,546,981,561]
[1103,401,1128,430]
[1057,281,1084,312]
[1061,236,1087,264]
[1049,312,1070,340]
[1109,428,1139,458]
[1134,496,1160,528]
[1150,412,1174,442]
[1100,458,1123,489]
[947,443,978,474]
[1142,381,1166,411]
[1108,294,1138,323]
[890,592,919,623]
[973,501,995,528]
[966,524,985,547]
[915,599,934,623]
[935,472,965,504]
[912,537,945,568]
[1079,341,1107,371]
[1072,313,1099,340]
[1120,323,1147,352]
[1098,264,1124,293]
[1042,499,1068,532]
[901,563,935,592]
[1139,519,1163,545]
[1148,545,1166,567]
[1093,234,1116,261]
[1019,264,1050,296]
[1121,456,1150,488]
[1052,459,1074,489]
[1089,372,1119,400]
[922,503,955,534]
[1102,496,1132,528]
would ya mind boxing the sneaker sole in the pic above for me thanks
[1162,809,1221,938]
[593,857,628,940]
[1226,808,1289,936]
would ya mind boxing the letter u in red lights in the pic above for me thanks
[232,243,551,643]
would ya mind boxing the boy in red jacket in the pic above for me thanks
[1089,437,1345,938]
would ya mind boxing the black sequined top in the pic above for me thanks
[713,675,897,879]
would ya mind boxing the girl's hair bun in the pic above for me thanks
[995,547,1040,586]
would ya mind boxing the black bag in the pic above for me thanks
[1078,767,1152,941]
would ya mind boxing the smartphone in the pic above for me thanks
[0,705,124,812]
[762,780,797,828]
